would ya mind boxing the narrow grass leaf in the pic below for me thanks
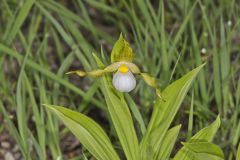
[237,143,240,160]
[187,92,194,140]
[125,94,146,135]
[0,44,104,108]
[0,102,27,157]
[4,0,35,44]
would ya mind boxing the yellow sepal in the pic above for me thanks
[66,63,119,78]
[140,73,165,101]
[111,33,134,63]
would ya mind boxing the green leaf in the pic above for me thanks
[100,75,139,160]
[111,33,134,63]
[45,105,120,160]
[125,94,146,135]
[174,148,223,160]
[183,142,224,159]
[94,51,139,160]
[0,44,104,109]
[156,125,181,160]
[236,143,240,160]
[0,101,27,157]
[140,64,205,159]
[173,116,221,160]
[190,115,220,141]
[3,0,35,44]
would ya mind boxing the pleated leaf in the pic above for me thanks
[173,116,221,160]
[183,142,224,159]
[93,53,139,160]
[100,74,139,160]
[140,64,205,160]
[156,125,181,160]
[45,105,120,160]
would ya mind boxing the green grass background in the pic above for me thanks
[0,0,239,159]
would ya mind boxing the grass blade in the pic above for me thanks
[3,0,35,44]
[0,44,104,109]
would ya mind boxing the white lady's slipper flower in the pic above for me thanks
[67,34,164,100]
[112,64,136,92]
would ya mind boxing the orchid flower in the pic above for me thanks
[67,34,164,100]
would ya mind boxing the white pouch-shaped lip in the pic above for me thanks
[112,71,136,92]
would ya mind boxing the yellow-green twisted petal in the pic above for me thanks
[126,62,164,100]
[66,63,119,78]
[140,73,164,101]
[126,62,141,73]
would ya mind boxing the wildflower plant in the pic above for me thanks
[66,34,164,100]
[45,35,224,160]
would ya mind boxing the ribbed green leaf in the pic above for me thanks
[174,148,223,160]
[173,116,221,160]
[156,125,181,160]
[93,53,139,160]
[125,94,146,135]
[100,75,139,160]
[45,105,120,160]
[140,64,205,160]
[237,143,240,160]
[190,115,220,141]
[183,142,224,158]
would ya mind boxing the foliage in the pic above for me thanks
[46,58,223,159]
[0,0,239,159]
